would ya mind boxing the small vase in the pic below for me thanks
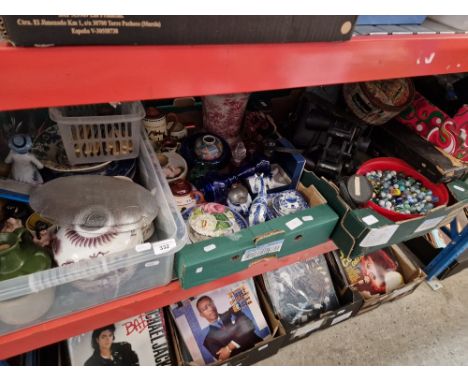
[202,93,250,147]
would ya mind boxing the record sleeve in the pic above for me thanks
[169,278,271,365]
[263,254,340,326]
[67,309,172,366]
[339,249,405,298]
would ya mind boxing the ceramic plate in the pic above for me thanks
[32,125,111,173]
[271,190,308,217]
[158,151,188,182]
[182,203,248,243]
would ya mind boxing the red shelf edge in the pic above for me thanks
[1,34,468,111]
[0,240,337,360]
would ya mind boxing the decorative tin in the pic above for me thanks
[343,79,415,125]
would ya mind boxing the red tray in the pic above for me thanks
[356,157,449,222]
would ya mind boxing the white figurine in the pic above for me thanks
[5,134,43,184]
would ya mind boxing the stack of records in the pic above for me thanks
[169,279,271,365]
[263,255,340,326]
[67,309,172,366]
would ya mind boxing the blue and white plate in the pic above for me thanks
[32,124,111,173]
[271,190,309,217]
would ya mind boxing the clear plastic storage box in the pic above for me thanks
[0,131,188,335]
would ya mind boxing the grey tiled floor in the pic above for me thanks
[256,270,468,366]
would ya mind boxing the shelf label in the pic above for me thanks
[302,215,314,222]
[359,225,399,247]
[152,238,176,256]
[241,239,284,262]
[414,216,445,233]
[454,185,465,192]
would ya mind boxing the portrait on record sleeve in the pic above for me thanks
[170,279,271,365]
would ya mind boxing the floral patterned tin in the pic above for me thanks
[344,79,415,125]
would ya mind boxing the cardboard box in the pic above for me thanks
[305,170,468,258]
[166,282,287,366]
[0,16,357,46]
[333,244,427,315]
[256,252,363,345]
[176,178,339,289]
[372,123,468,184]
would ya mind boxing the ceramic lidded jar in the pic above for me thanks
[29,175,158,293]
[169,179,204,213]
[0,227,54,325]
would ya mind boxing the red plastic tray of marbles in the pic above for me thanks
[356,157,449,222]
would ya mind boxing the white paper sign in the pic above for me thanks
[241,239,284,262]
[362,215,379,226]
[359,225,399,247]
[203,244,216,252]
[286,218,303,230]
[291,318,325,339]
[152,238,176,255]
[414,216,445,233]
[330,311,353,326]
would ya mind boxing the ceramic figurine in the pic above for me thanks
[248,174,269,226]
[5,134,44,185]
[246,164,291,194]
[227,183,252,216]
[33,221,54,248]
[231,141,247,168]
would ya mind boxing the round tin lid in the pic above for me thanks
[29,175,158,231]
[361,78,414,111]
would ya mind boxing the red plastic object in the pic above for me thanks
[1,34,468,111]
[356,157,449,222]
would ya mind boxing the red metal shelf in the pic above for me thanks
[1,34,468,111]
[0,240,336,360]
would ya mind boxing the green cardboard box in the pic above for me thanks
[176,178,339,289]
[306,170,468,258]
